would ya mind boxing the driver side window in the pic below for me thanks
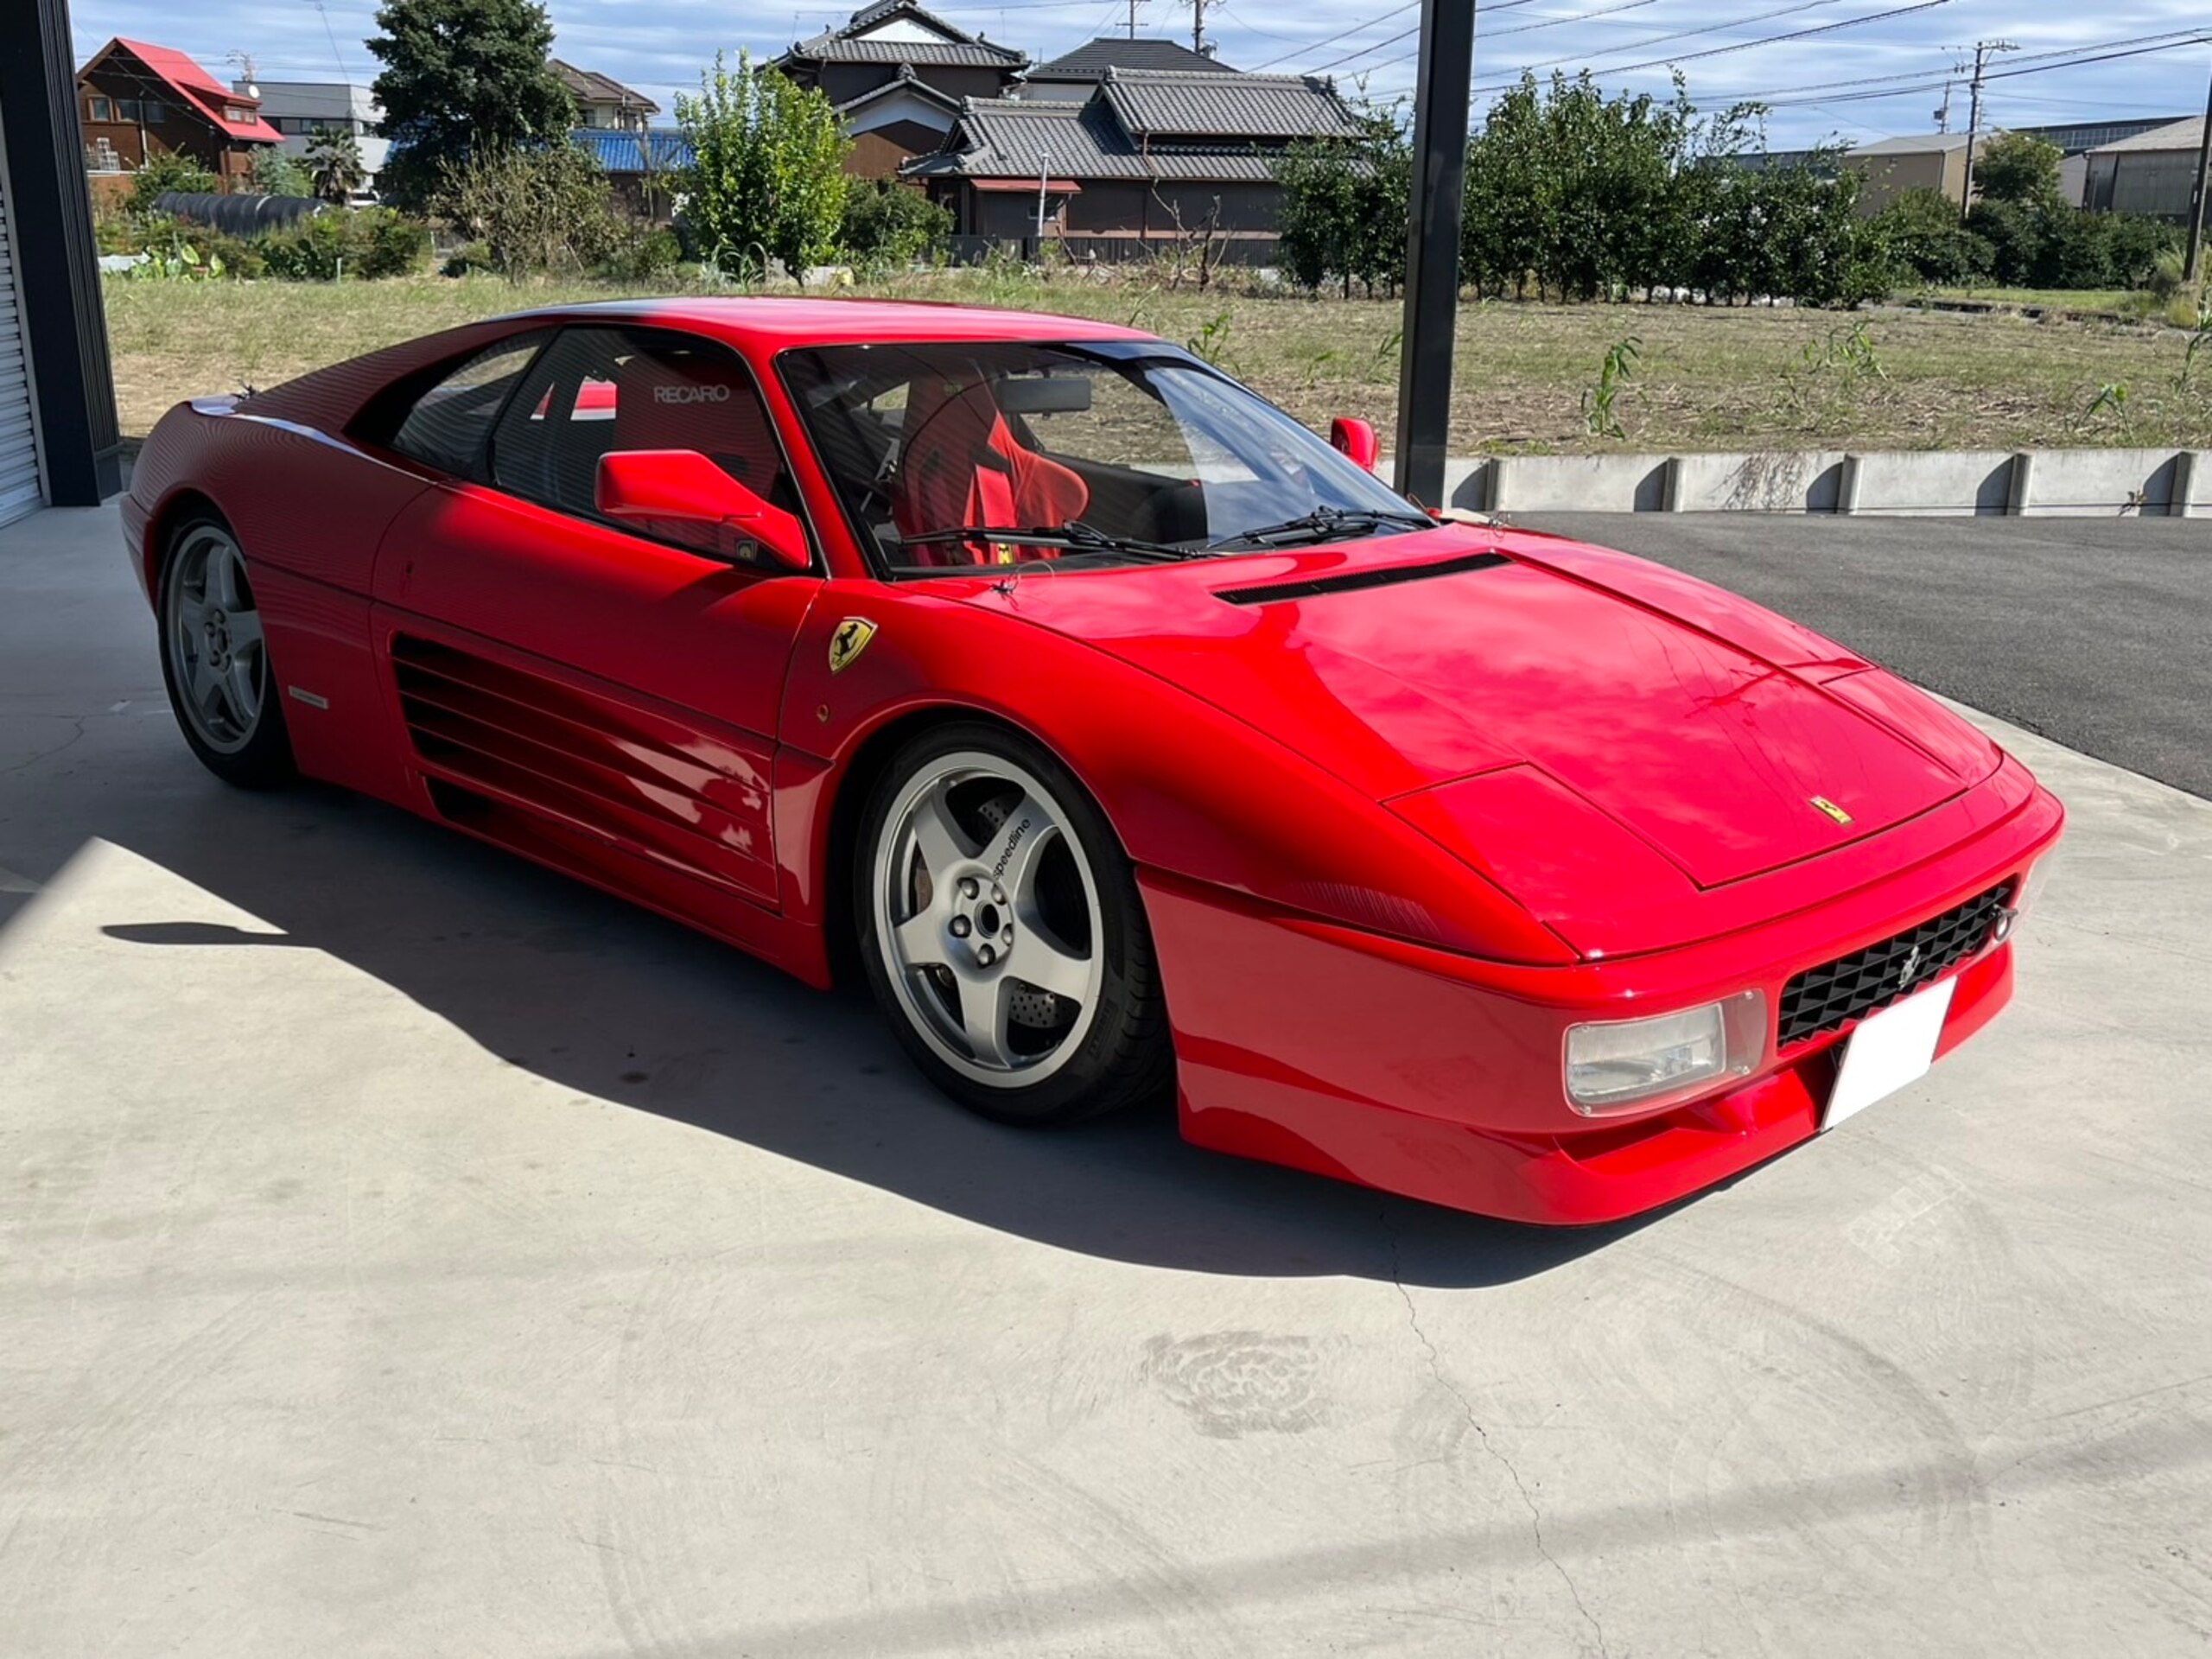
[486,326,801,562]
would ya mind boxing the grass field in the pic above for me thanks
[103,269,2212,457]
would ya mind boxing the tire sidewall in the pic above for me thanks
[855,720,1163,1126]
[158,513,295,789]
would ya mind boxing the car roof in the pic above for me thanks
[499,296,1156,348]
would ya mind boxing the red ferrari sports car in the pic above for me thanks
[124,298,2063,1224]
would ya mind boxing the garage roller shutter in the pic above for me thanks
[0,111,44,530]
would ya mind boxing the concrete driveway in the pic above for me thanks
[3,505,2209,1656]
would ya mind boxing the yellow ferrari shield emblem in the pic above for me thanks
[828,617,877,674]
[1809,795,1853,826]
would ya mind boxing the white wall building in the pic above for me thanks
[231,79,389,187]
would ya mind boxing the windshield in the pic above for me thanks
[777,340,1433,575]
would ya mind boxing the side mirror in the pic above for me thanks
[596,449,810,572]
[1329,416,1380,473]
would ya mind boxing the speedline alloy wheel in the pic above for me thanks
[856,721,1174,1125]
[158,515,295,788]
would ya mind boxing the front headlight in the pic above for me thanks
[1565,991,1769,1116]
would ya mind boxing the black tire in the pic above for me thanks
[156,512,296,790]
[855,719,1174,1126]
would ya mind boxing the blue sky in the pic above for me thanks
[67,0,2212,149]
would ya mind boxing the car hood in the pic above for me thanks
[959,525,1997,896]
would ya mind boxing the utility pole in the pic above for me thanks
[1188,0,1219,57]
[1959,39,2017,220]
[1932,80,1952,135]
[2187,45,2211,284]
[1128,0,1141,41]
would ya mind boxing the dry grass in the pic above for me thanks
[103,269,2212,455]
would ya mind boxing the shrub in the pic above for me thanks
[250,149,313,199]
[258,207,429,281]
[442,239,497,277]
[601,223,685,283]
[126,153,218,215]
[436,143,620,279]
[1873,188,1993,287]
[839,181,950,273]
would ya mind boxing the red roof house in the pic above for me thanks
[78,37,283,188]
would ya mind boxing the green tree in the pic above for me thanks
[306,127,369,203]
[126,152,217,215]
[1974,130,2064,207]
[367,0,575,212]
[675,51,849,283]
[250,148,312,198]
[1274,98,1410,297]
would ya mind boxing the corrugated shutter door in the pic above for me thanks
[0,106,45,529]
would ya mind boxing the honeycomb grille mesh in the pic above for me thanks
[1778,883,2012,1048]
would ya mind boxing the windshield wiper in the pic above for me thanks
[1205,505,1436,552]
[897,521,1199,563]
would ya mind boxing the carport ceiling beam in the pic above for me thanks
[1395,0,1476,507]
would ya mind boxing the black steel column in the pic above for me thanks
[1392,0,1475,507]
[0,0,124,505]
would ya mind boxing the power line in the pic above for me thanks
[1244,3,1420,73]
[1482,0,1669,46]
[1486,0,1850,77]
[1472,0,1955,92]
[1253,0,1547,74]
[1752,34,2212,108]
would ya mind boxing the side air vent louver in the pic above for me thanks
[1214,550,1510,606]
[390,633,777,902]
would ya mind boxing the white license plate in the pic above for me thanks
[1822,976,1957,1130]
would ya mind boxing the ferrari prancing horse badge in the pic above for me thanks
[829,617,878,674]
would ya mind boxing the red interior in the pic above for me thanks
[892,378,1089,566]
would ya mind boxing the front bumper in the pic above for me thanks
[1142,773,2064,1226]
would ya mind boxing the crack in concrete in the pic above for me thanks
[0,717,89,779]
[1383,1214,1611,1659]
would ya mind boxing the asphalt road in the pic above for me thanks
[1527,512,2212,799]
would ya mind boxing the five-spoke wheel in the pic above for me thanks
[158,515,293,787]
[857,722,1173,1123]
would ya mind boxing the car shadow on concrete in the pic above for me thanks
[36,749,1712,1287]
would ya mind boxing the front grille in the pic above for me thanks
[1777,882,2013,1048]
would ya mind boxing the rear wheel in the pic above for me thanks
[158,515,294,789]
[856,721,1173,1125]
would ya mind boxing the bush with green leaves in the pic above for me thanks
[601,224,686,283]
[675,51,849,283]
[1872,188,1993,287]
[1964,198,2180,291]
[839,181,951,273]
[436,143,620,279]
[126,153,219,216]
[250,149,313,199]
[258,207,429,281]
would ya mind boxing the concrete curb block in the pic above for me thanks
[1418,448,2212,518]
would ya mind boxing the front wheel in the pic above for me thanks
[855,721,1174,1125]
[157,514,295,789]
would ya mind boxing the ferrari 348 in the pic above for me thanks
[123,299,2063,1223]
